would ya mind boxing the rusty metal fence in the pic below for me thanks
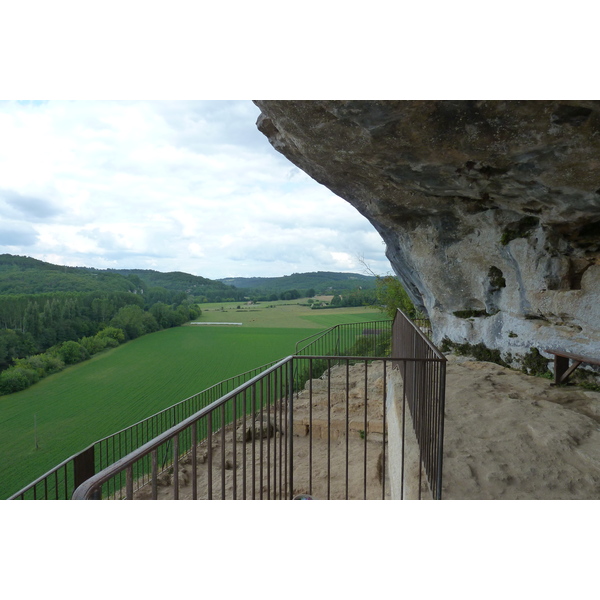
[71,312,445,500]
[11,312,445,500]
[295,319,393,357]
[72,355,394,500]
[392,309,446,499]
[7,361,280,500]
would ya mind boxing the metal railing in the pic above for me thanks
[7,360,280,500]
[72,312,445,500]
[72,356,396,500]
[295,319,393,357]
[392,309,446,499]
[11,313,444,500]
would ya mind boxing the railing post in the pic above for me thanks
[288,358,294,499]
[73,446,100,499]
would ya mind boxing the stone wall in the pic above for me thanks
[386,370,431,500]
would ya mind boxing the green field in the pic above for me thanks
[0,302,385,499]
[197,298,382,329]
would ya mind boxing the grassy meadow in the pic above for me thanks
[1,300,385,498]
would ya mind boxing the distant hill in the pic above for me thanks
[0,256,376,301]
[218,271,377,294]
[0,254,142,295]
[109,268,231,295]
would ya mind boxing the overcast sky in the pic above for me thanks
[0,100,392,279]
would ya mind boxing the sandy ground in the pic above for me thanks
[133,354,600,500]
[442,355,600,499]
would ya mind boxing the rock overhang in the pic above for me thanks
[254,100,600,364]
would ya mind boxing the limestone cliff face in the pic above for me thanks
[254,101,600,361]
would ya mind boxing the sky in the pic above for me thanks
[0,100,392,279]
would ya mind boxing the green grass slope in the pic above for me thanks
[198,299,382,329]
[0,326,307,498]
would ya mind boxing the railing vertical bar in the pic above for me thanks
[173,433,179,500]
[382,360,387,500]
[283,367,287,500]
[272,370,278,498]
[417,362,423,501]
[242,389,247,500]
[345,359,350,500]
[151,448,158,499]
[266,374,271,500]
[64,464,68,500]
[251,385,257,500]
[207,412,213,500]
[116,434,120,496]
[327,358,331,500]
[309,359,314,496]
[401,360,407,500]
[363,359,368,500]
[192,421,198,500]
[431,363,439,498]
[126,465,133,499]
[279,367,284,500]
[288,358,294,499]
[232,396,237,500]
[259,378,264,500]
[220,404,226,500]
[436,360,446,500]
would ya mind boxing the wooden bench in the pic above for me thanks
[545,349,600,385]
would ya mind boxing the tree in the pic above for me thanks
[375,275,415,319]
[110,305,159,340]
[358,257,417,320]
[280,289,300,301]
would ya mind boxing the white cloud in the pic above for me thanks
[0,100,393,277]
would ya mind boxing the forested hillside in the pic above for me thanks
[0,255,205,394]
[0,254,144,294]
[219,271,377,294]
[110,268,235,298]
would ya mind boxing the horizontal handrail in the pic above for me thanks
[295,327,336,353]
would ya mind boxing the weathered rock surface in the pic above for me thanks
[254,101,600,363]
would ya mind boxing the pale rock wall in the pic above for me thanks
[254,101,600,364]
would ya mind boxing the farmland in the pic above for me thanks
[0,300,386,498]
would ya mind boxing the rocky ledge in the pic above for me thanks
[254,101,600,365]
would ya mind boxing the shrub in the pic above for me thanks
[80,335,106,356]
[14,353,65,377]
[0,366,39,395]
[57,341,89,365]
[96,327,125,344]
